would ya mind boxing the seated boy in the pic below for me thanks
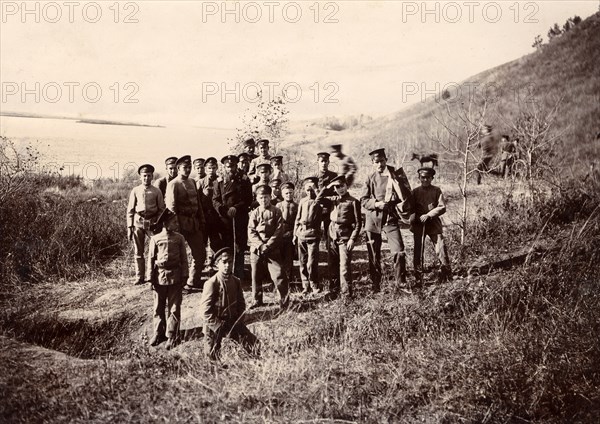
[294,177,323,295]
[316,175,362,301]
[199,247,259,360]
[247,185,289,309]
[146,209,189,350]
[410,167,452,284]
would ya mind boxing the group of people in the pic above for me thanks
[126,138,452,358]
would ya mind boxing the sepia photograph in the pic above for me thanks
[1,0,599,422]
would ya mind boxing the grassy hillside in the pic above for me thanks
[285,12,600,176]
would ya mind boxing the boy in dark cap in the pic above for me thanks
[410,167,451,284]
[146,208,188,349]
[294,177,323,295]
[213,155,253,280]
[317,175,362,301]
[199,247,259,360]
[360,148,413,292]
[193,158,206,183]
[238,152,251,176]
[247,185,289,309]
[270,155,290,185]
[248,139,271,183]
[154,156,178,198]
[243,137,256,157]
[331,144,358,187]
[198,157,224,254]
[127,164,165,285]
[276,181,298,281]
[269,178,283,204]
[165,155,207,291]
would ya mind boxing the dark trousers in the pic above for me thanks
[298,239,320,291]
[281,237,295,281]
[476,156,495,184]
[153,284,182,340]
[181,230,206,287]
[222,216,248,280]
[366,224,407,292]
[329,240,353,298]
[413,229,451,274]
[250,250,288,306]
[203,322,259,360]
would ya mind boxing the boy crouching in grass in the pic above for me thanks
[199,247,259,361]
[276,182,298,282]
[316,175,362,301]
[146,209,188,350]
[248,185,289,309]
[410,167,452,284]
[294,177,323,296]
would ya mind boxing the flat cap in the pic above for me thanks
[316,152,330,159]
[302,176,319,186]
[270,155,283,164]
[175,155,192,167]
[238,152,250,160]
[221,155,239,165]
[212,246,233,267]
[165,156,178,166]
[255,184,272,195]
[417,167,436,176]
[330,175,348,186]
[269,178,282,186]
[193,158,205,165]
[369,148,386,158]
[204,157,218,166]
[243,137,255,147]
[154,208,175,227]
[256,163,272,173]
[257,139,269,147]
[281,182,295,190]
[330,144,343,151]
[138,164,155,174]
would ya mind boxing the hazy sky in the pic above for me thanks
[1,1,598,127]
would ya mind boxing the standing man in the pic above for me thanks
[193,158,206,183]
[154,156,178,198]
[127,164,165,285]
[330,144,358,187]
[146,209,188,350]
[248,139,272,183]
[198,157,224,254]
[314,152,338,269]
[213,155,253,280]
[199,247,259,360]
[499,135,516,178]
[243,137,256,158]
[361,148,412,292]
[165,155,206,291]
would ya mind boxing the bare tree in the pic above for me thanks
[429,93,490,245]
[229,90,289,154]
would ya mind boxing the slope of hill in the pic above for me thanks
[285,12,600,171]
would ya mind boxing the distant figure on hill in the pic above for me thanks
[475,125,500,185]
[499,135,517,178]
[411,153,439,168]
[126,164,165,285]
[330,144,358,187]
[154,156,178,198]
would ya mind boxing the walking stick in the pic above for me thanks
[232,215,237,271]
[420,221,427,286]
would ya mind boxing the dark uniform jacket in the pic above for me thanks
[165,176,205,233]
[213,173,252,223]
[199,273,246,332]
[411,185,446,235]
[361,165,412,233]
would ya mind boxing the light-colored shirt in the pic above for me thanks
[126,184,165,228]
